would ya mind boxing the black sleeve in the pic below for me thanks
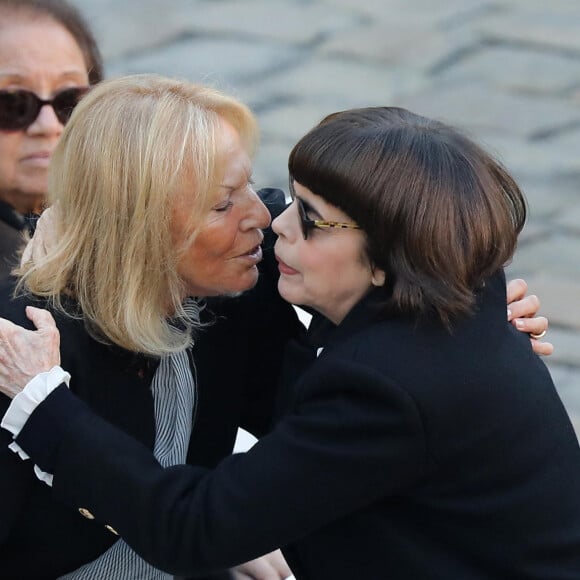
[15,359,425,577]
[0,283,45,545]
[0,394,37,545]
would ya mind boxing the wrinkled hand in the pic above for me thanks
[506,278,553,356]
[231,549,293,580]
[0,306,60,398]
[21,206,57,266]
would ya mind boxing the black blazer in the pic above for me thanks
[0,200,27,283]
[12,272,580,579]
[0,188,302,579]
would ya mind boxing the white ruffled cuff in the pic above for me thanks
[1,366,71,487]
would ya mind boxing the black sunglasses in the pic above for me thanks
[288,176,360,240]
[0,87,89,131]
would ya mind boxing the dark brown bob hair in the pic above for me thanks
[288,106,527,326]
[0,0,104,85]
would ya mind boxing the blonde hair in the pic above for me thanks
[17,74,259,356]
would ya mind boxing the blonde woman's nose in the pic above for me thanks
[243,187,271,231]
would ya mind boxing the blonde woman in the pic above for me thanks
[0,74,296,580]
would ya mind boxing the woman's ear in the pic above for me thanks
[371,267,386,287]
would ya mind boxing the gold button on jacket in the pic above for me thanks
[104,524,119,535]
[78,508,95,520]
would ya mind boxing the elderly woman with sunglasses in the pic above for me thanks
[0,0,102,282]
[0,106,575,580]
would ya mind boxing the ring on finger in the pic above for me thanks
[530,330,547,340]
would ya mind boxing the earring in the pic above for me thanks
[371,268,386,287]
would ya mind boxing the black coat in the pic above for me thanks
[0,200,27,284]
[12,272,580,579]
[0,188,302,579]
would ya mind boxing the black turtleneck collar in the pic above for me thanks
[0,199,39,234]
[307,287,387,352]
[307,270,507,355]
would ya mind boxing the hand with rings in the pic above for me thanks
[506,279,552,356]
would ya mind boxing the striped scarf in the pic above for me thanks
[60,301,199,579]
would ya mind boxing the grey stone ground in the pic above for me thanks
[70,0,580,432]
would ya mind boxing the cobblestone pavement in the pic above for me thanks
[71,0,580,431]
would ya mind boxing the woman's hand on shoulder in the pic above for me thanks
[0,306,60,398]
[21,206,57,266]
[507,278,553,356]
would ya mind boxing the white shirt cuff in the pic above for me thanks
[1,365,71,486]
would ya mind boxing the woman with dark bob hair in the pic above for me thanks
[1,106,578,579]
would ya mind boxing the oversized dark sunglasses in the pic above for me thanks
[0,87,90,131]
[288,176,361,240]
